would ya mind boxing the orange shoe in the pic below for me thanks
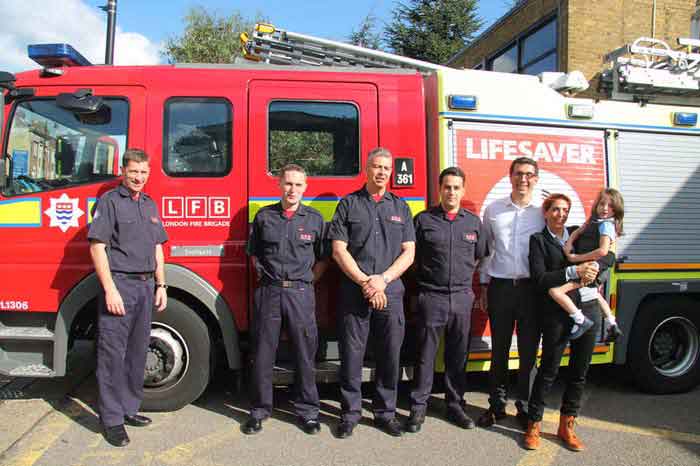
[557,414,585,451]
[523,421,541,450]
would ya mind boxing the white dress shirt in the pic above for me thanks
[480,196,545,283]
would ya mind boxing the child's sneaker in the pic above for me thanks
[604,322,623,343]
[570,316,594,340]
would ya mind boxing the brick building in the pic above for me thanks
[448,0,699,97]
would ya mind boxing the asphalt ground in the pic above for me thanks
[0,346,698,466]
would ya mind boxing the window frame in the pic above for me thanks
[266,99,361,179]
[486,14,558,75]
[1,96,130,197]
[162,96,233,178]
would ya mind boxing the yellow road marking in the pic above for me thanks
[155,426,241,465]
[517,439,559,466]
[1,407,74,466]
[540,410,700,445]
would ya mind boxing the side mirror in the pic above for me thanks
[0,71,17,142]
[56,88,104,114]
[0,157,6,190]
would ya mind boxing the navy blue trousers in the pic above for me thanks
[410,289,474,414]
[97,275,153,427]
[338,282,405,424]
[250,284,319,421]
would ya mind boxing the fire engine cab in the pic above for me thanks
[0,29,698,410]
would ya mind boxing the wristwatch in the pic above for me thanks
[382,274,390,284]
[156,283,168,289]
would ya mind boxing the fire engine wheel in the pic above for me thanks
[141,298,211,411]
[628,297,700,394]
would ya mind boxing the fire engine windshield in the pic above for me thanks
[2,98,128,196]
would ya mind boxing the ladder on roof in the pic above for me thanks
[240,23,448,73]
[601,36,700,105]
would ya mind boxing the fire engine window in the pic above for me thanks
[268,101,360,177]
[163,98,232,177]
[2,98,128,196]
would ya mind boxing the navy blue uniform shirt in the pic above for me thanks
[88,184,168,273]
[328,186,415,284]
[246,202,326,283]
[414,206,487,292]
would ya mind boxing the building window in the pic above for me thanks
[268,101,360,177]
[487,16,557,75]
[163,98,232,177]
[491,45,518,73]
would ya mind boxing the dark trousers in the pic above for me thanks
[97,275,153,427]
[338,284,405,424]
[486,278,541,413]
[250,284,319,421]
[410,290,474,414]
[528,300,601,422]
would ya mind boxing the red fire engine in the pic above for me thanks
[1,29,699,410]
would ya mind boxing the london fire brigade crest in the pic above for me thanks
[44,194,85,232]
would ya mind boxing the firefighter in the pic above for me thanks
[477,157,544,429]
[329,147,415,438]
[405,166,487,433]
[243,164,327,435]
[88,148,168,447]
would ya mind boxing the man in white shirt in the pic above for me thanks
[477,157,545,429]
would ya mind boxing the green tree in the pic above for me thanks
[163,7,264,63]
[348,13,383,50]
[385,0,483,64]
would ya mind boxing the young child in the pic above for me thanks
[548,189,624,342]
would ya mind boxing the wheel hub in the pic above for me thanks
[144,326,186,388]
[649,316,700,378]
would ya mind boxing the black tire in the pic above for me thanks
[141,298,211,411]
[627,297,700,394]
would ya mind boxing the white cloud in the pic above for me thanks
[0,0,161,72]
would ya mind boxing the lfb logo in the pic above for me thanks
[162,196,230,219]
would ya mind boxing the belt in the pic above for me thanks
[261,279,309,289]
[491,277,530,286]
[114,272,154,281]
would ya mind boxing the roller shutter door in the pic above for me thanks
[615,131,700,265]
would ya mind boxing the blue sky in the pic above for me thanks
[110,0,511,44]
[3,1,512,72]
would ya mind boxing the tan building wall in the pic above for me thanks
[450,0,696,98]
[568,0,695,96]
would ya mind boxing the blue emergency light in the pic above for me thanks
[448,95,478,110]
[673,112,698,127]
[28,44,92,68]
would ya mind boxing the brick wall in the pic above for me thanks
[569,0,695,97]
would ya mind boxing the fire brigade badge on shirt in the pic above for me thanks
[299,233,313,241]
[464,232,477,242]
[44,193,85,232]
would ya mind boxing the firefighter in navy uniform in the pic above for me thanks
[243,164,328,435]
[88,149,168,447]
[329,147,415,438]
[405,166,487,433]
